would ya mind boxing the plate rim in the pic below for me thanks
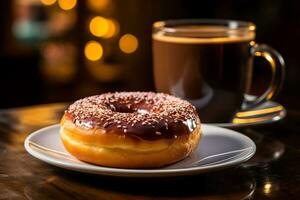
[24,124,256,177]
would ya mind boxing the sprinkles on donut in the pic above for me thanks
[60,92,202,168]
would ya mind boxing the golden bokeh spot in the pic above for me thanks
[119,34,138,54]
[87,0,109,11]
[250,41,256,46]
[58,0,77,10]
[263,182,272,195]
[41,0,56,6]
[84,41,103,61]
[249,25,256,31]
[89,16,109,37]
[103,19,119,38]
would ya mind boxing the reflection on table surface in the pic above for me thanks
[0,103,299,199]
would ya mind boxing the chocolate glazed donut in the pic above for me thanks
[60,92,202,168]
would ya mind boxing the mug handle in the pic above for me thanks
[243,43,285,109]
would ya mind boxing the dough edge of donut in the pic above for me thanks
[60,118,201,168]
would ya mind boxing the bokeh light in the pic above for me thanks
[58,0,77,10]
[87,0,109,11]
[47,11,77,36]
[263,182,272,195]
[119,34,138,54]
[89,16,109,37]
[41,0,56,6]
[87,63,121,82]
[84,41,103,61]
[103,19,119,38]
[89,17,118,38]
[41,42,77,83]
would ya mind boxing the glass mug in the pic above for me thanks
[152,19,285,123]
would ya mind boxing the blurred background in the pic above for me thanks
[0,0,299,110]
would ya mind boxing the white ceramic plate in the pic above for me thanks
[24,124,256,177]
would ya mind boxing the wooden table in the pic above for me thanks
[0,103,299,199]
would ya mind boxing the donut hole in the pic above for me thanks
[108,103,151,115]
[109,103,137,113]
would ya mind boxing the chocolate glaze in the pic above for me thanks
[65,92,200,140]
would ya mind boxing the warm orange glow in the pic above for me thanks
[42,64,75,83]
[58,0,77,10]
[103,19,118,38]
[87,0,109,11]
[119,34,138,54]
[41,42,76,83]
[14,104,66,127]
[84,41,103,61]
[87,63,121,82]
[41,0,56,6]
[249,25,256,31]
[89,17,118,38]
[263,182,272,194]
[89,16,109,37]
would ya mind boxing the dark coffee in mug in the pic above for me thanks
[153,21,284,123]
